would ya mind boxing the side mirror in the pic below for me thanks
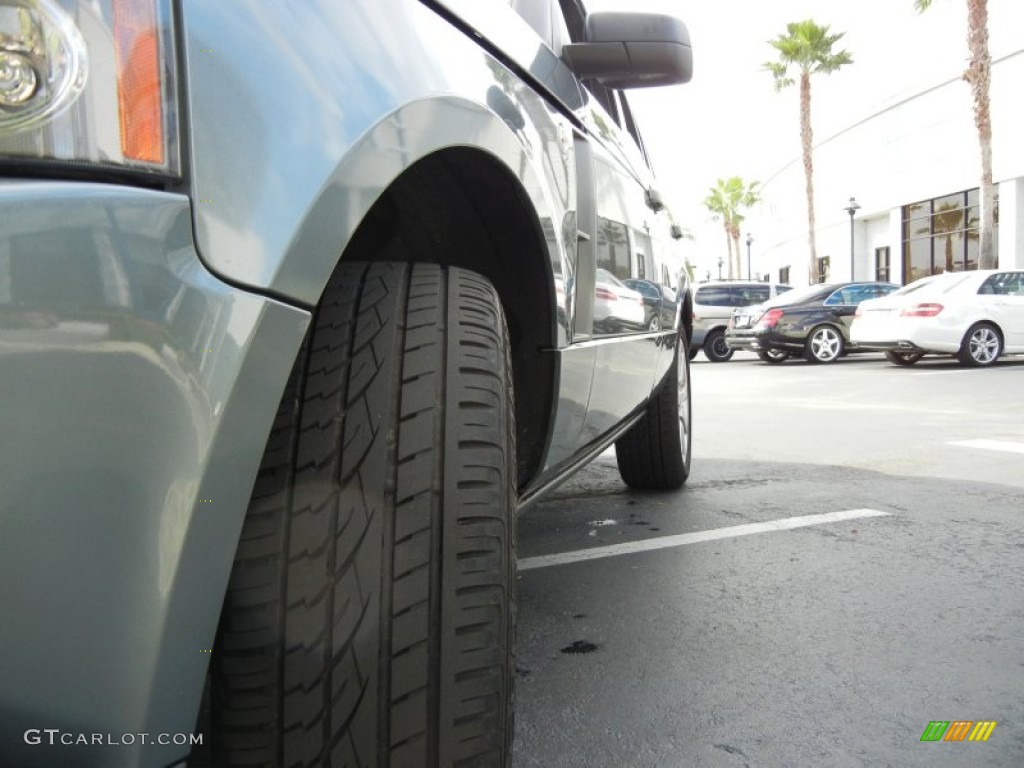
[563,12,693,89]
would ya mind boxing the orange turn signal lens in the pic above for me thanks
[113,0,163,165]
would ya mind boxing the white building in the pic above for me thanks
[753,44,1024,286]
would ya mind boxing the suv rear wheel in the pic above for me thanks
[702,328,733,362]
[615,335,692,489]
[212,262,516,768]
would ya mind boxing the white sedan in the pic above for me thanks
[851,269,1024,366]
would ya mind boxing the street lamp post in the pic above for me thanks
[716,257,723,280]
[745,233,753,281]
[845,197,861,280]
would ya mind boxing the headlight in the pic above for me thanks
[0,0,179,177]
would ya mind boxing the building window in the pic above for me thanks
[817,256,830,284]
[901,188,999,284]
[875,247,890,282]
[596,217,630,281]
[779,266,790,284]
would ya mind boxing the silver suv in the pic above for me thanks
[0,1,694,766]
[692,281,793,361]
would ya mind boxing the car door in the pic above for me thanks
[556,0,670,445]
[984,272,1024,350]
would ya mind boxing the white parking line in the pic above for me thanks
[517,509,891,572]
[911,368,1008,376]
[948,439,1024,455]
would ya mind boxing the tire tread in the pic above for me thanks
[213,263,514,768]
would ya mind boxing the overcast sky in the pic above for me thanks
[587,0,1024,270]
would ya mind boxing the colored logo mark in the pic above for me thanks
[920,721,997,742]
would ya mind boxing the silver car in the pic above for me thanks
[0,1,694,766]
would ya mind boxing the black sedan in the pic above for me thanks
[623,278,678,331]
[725,282,899,363]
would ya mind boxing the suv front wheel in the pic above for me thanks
[212,262,516,768]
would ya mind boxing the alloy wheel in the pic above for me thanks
[678,340,690,462]
[966,325,1001,365]
[807,326,843,363]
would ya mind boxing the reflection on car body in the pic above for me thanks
[624,277,677,331]
[593,268,647,333]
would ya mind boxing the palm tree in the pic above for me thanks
[728,182,761,278]
[915,0,996,269]
[703,182,735,278]
[703,177,761,279]
[765,20,853,283]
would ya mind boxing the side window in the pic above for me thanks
[695,286,731,307]
[983,273,1024,296]
[551,0,573,53]
[511,0,551,42]
[732,285,770,306]
[618,93,648,163]
[557,0,620,124]
[557,0,584,42]
[823,288,848,306]
[979,275,1000,295]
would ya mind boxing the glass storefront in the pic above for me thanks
[901,188,998,283]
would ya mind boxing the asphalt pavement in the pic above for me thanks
[513,351,1024,768]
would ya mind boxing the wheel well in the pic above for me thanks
[340,147,554,489]
[967,320,1004,342]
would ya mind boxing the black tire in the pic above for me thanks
[884,349,924,366]
[757,349,789,364]
[956,322,1002,367]
[703,328,733,362]
[803,324,845,363]
[212,262,516,768]
[614,334,692,489]
[688,347,699,361]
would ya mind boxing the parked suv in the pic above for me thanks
[692,281,793,361]
[0,1,693,766]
